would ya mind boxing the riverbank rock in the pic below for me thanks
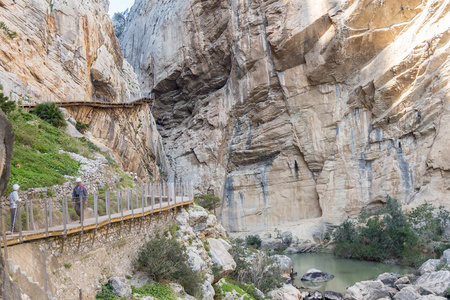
[108,277,131,298]
[301,269,334,283]
[307,290,323,300]
[272,255,293,279]
[394,286,421,300]
[344,280,390,300]
[268,284,303,300]
[414,270,450,297]
[418,260,442,275]
[324,291,344,300]
[377,273,400,287]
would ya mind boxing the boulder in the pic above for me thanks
[108,277,131,298]
[394,276,410,289]
[130,272,153,289]
[268,284,303,300]
[414,271,450,297]
[324,291,344,300]
[344,280,391,300]
[201,280,215,300]
[307,290,323,300]
[418,259,442,275]
[0,110,14,197]
[272,255,293,278]
[377,272,400,287]
[207,238,236,279]
[418,295,448,300]
[393,286,421,300]
[442,249,450,265]
[189,206,209,229]
[187,248,206,272]
[301,269,334,283]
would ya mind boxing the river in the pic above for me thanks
[286,253,414,294]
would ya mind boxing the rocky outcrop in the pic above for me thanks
[120,0,450,234]
[108,277,132,298]
[0,111,22,300]
[268,284,304,300]
[0,110,13,196]
[0,0,139,103]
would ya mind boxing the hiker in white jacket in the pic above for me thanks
[9,184,21,232]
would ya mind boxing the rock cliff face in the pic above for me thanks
[120,0,450,231]
[0,0,138,102]
[0,0,169,179]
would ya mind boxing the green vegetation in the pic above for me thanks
[96,283,118,300]
[0,85,16,115]
[0,21,17,39]
[215,279,255,300]
[63,263,72,269]
[245,235,262,249]
[75,121,90,133]
[33,102,66,128]
[5,109,94,193]
[228,239,283,293]
[194,194,220,211]
[131,284,175,300]
[133,230,203,297]
[333,197,450,266]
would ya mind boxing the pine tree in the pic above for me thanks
[0,85,16,115]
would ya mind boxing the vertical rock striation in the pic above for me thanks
[120,0,450,232]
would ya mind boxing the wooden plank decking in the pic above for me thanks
[18,97,153,111]
[2,196,192,247]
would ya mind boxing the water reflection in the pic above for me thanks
[286,253,414,293]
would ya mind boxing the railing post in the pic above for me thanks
[163,182,166,198]
[65,195,69,225]
[107,190,111,224]
[142,184,145,216]
[127,189,130,210]
[30,199,34,230]
[151,183,155,214]
[25,200,29,231]
[131,188,134,219]
[135,185,139,210]
[63,197,67,235]
[48,198,52,228]
[94,193,98,227]
[80,194,84,230]
[159,183,162,213]
[117,190,120,213]
[44,199,49,237]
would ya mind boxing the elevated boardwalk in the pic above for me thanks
[18,97,153,111]
[2,196,192,247]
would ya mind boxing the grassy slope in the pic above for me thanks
[6,109,96,193]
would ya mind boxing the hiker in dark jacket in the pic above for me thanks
[72,178,87,222]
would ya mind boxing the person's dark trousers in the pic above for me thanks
[10,207,17,232]
[74,202,83,221]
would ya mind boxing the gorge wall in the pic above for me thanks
[120,0,450,232]
[0,0,168,179]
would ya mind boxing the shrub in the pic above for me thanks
[245,235,262,249]
[33,102,66,128]
[333,197,447,266]
[75,121,90,133]
[0,86,16,115]
[228,239,283,293]
[134,231,202,297]
[96,283,116,300]
[194,194,220,211]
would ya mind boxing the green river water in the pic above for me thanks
[286,253,414,294]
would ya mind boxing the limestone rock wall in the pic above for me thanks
[65,104,170,180]
[0,0,140,102]
[120,0,450,231]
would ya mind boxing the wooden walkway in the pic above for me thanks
[18,97,153,111]
[2,196,192,247]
